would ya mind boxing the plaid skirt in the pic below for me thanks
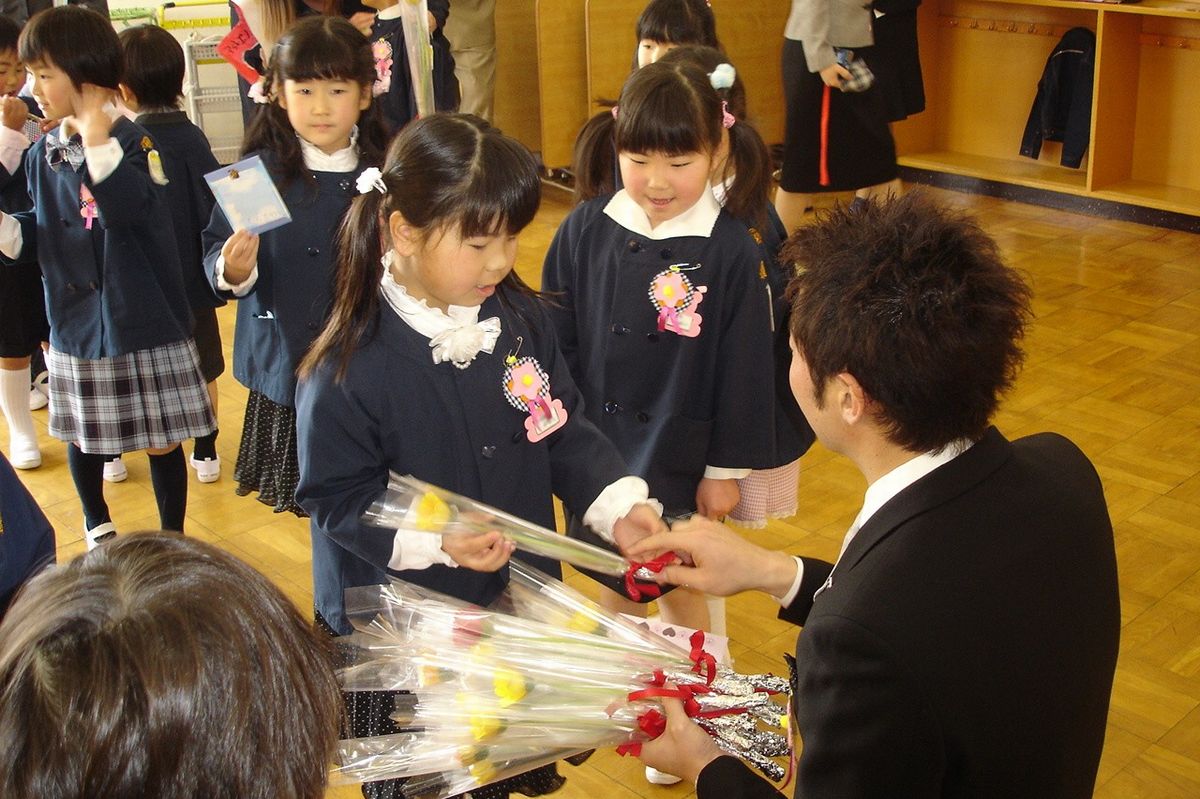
[728,459,802,529]
[47,339,215,455]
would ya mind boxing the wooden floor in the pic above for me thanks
[5,185,1200,798]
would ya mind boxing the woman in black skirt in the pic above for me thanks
[775,0,900,233]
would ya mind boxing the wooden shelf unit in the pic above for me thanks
[896,0,1200,216]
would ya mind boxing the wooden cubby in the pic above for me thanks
[896,0,1200,216]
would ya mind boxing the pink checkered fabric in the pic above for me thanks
[728,460,801,528]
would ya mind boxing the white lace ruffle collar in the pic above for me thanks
[602,185,721,240]
[379,252,502,369]
[299,126,360,173]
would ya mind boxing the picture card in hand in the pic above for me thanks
[204,155,291,235]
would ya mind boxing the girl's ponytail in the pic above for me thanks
[299,185,390,381]
[571,110,619,205]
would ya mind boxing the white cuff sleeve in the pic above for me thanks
[0,125,30,175]
[703,465,752,480]
[387,530,458,572]
[581,475,659,544]
[214,252,259,295]
[84,136,122,184]
[0,212,22,259]
[775,556,806,606]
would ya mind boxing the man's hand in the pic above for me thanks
[613,502,667,554]
[637,691,724,784]
[625,516,798,598]
[696,477,739,519]
[440,531,515,572]
[1,96,27,132]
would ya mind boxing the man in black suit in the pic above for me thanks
[627,193,1120,798]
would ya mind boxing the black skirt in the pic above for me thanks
[860,10,926,122]
[779,37,898,194]
[234,390,307,516]
[0,263,48,358]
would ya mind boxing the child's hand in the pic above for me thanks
[348,11,375,36]
[221,230,260,284]
[695,477,739,520]
[440,531,515,572]
[613,503,668,554]
[72,84,115,147]
[1,96,27,132]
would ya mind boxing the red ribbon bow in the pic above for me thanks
[689,630,717,685]
[624,550,677,601]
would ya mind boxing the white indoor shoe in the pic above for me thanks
[189,454,221,483]
[103,457,127,483]
[645,766,683,786]
[9,436,41,469]
[84,521,117,551]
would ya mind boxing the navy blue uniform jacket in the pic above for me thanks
[542,196,777,515]
[135,111,222,312]
[5,117,191,358]
[203,153,364,407]
[295,292,632,634]
[370,0,457,133]
[696,429,1120,799]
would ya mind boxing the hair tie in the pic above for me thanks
[611,105,619,120]
[356,167,387,196]
[708,63,736,91]
[721,100,735,129]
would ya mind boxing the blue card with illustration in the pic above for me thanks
[204,155,291,235]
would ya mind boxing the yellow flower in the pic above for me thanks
[415,491,452,531]
[566,611,601,634]
[494,667,528,706]
[469,760,498,784]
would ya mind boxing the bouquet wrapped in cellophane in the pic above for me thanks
[362,473,661,592]
[331,560,793,798]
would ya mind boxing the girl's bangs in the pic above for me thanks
[277,33,369,83]
[616,90,708,156]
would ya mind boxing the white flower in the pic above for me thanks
[356,167,387,195]
[247,78,269,104]
[708,63,736,91]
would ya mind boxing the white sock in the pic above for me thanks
[0,366,38,445]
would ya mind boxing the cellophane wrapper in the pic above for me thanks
[331,562,793,797]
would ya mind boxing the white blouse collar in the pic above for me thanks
[378,252,502,369]
[602,186,722,240]
[377,5,402,20]
[299,126,360,173]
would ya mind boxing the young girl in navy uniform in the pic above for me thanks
[295,113,662,799]
[542,57,779,633]
[0,14,48,472]
[656,46,815,529]
[362,0,458,134]
[0,7,214,548]
[203,15,388,516]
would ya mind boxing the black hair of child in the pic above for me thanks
[0,15,21,54]
[242,15,389,188]
[118,25,185,110]
[18,5,121,91]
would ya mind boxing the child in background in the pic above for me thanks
[657,45,814,528]
[296,112,662,799]
[0,6,214,548]
[0,533,342,798]
[633,0,722,68]
[543,59,778,640]
[362,0,458,134]
[117,24,224,484]
[0,16,48,466]
[0,15,48,471]
[573,0,722,203]
[203,15,388,516]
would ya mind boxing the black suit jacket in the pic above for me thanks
[698,428,1120,798]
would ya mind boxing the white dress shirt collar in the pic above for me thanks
[298,127,360,172]
[602,186,721,240]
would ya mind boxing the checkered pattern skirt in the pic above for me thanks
[47,339,216,455]
[728,459,802,529]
